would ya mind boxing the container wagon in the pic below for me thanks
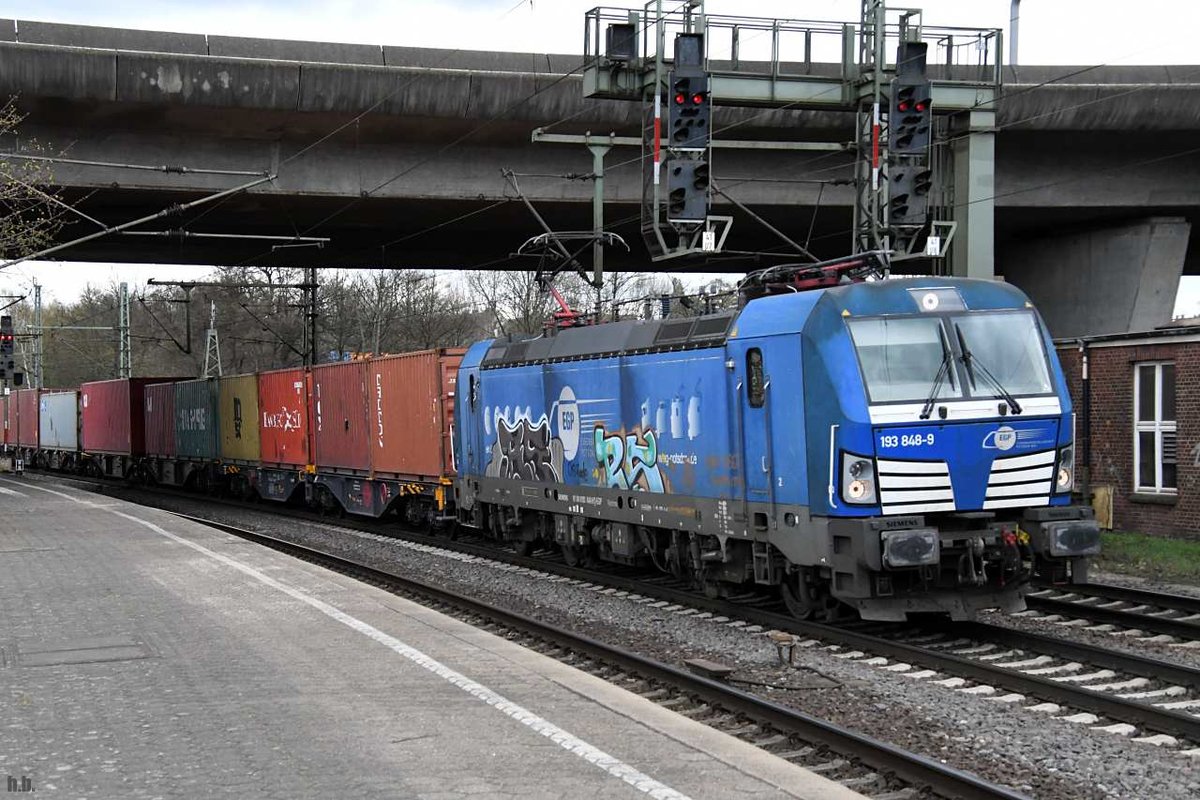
[143,381,178,483]
[9,388,41,466]
[218,374,261,497]
[79,377,178,478]
[255,367,312,503]
[37,390,80,470]
[309,350,462,521]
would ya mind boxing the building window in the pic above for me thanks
[1134,362,1176,494]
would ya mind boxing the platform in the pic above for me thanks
[0,477,865,799]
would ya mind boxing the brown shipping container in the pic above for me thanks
[257,368,310,467]
[312,360,369,472]
[15,388,40,447]
[81,378,174,455]
[144,382,176,457]
[218,374,261,463]
[369,349,463,478]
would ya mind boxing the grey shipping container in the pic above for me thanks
[39,391,79,451]
[174,379,220,460]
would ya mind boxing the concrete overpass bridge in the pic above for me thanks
[0,18,1197,335]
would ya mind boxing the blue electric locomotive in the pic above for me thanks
[453,272,1099,621]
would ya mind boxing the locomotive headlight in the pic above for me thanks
[1055,446,1074,493]
[1045,520,1101,557]
[881,528,940,568]
[841,453,877,505]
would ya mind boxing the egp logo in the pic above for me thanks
[983,425,1018,451]
[556,385,580,460]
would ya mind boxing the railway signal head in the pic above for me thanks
[889,78,933,155]
[889,165,934,227]
[0,315,12,356]
[667,73,710,151]
[889,41,932,156]
[666,157,710,224]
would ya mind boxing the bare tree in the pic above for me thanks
[0,99,72,260]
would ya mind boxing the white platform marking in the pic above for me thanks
[7,480,694,800]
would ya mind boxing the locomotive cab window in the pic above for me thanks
[847,317,962,404]
[468,374,478,410]
[747,348,766,407]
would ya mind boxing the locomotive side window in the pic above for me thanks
[747,348,766,407]
[468,374,478,410]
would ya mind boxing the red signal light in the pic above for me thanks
[692,93,705,105]
[915,100,928,112]
[897,100,911,112]
[674,93,686,105]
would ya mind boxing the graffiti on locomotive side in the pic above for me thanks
[594,426,667,493]
[262,407,304,431]
[485,413,565,482]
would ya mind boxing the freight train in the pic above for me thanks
[0,271,1100,621]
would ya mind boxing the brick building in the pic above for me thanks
[1056,326,1198,537]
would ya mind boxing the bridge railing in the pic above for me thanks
[584,5,1002,88]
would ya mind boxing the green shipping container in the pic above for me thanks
[218,374,261,463]
[174,378,220,460]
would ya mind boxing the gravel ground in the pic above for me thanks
[1090,569,1200,601]
[72,481,1200,800]
[976,606,1200,671]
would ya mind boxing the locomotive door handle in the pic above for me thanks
[761,456,769,473]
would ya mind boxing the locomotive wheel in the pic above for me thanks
[514,539,535,558]
[781,572,820,620]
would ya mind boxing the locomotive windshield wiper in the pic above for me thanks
[918,336,954,420]
[954,323,1022,414]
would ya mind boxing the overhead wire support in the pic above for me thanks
[710,179,818,262]
[137,294,190,355]
[0,173,277,271]
[147,278,316,290]
[502,169,594,287]
[237,302,305,360]
[0,152,270,177]
[124,230,329,246]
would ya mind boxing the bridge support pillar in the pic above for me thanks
[949,110,996,280]
[999,216,1191,338]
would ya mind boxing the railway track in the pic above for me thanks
[168,509,1024,800]
[1023,583,1200,641]
[41,476,1200,760]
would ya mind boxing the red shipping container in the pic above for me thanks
[14,388,40,447]
[81,378,176,456]
[144,382,177,457]
[369,349,463,479]
[311,360,369,472]
[257,367,311,467]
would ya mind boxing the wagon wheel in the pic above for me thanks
[561,544,591,568]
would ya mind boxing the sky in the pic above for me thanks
[1,0,1198,316]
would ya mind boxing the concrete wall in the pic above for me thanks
[1002,217,1191,338]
